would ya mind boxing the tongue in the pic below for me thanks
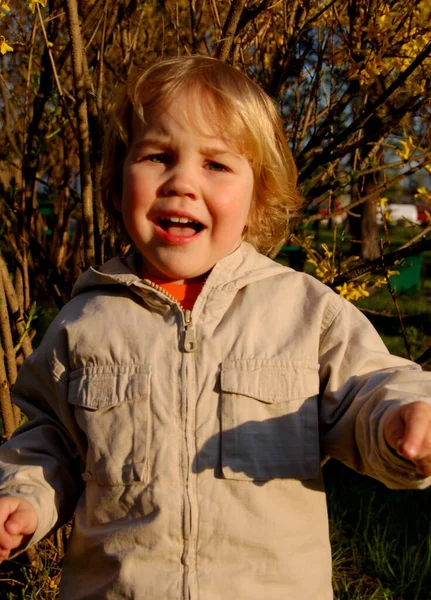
[166,225,197,237]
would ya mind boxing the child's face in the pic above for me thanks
[120,91,254,283]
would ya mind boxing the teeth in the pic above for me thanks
[163,216,198,224]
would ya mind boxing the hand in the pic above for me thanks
[0,496,38,562]
[384,401,431,476]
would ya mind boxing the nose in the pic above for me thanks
[161,165,198,200]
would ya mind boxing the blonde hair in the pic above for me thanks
[102,55,303,257]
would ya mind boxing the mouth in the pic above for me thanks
[156,215,205,236]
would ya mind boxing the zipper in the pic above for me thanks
[181,309,197,599]
[183,310,197,353]
[141,278,179,305]
[142,278,196,598]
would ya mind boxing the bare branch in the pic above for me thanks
[215,0,248,62]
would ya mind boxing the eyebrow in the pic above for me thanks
[132,136,239,158]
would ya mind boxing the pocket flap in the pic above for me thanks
[221,359,319,403]
[68,364,151,410]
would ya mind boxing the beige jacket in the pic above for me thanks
[0,242,430,600]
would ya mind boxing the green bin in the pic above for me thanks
[389,253,424,295]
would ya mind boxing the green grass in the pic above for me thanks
[0,539,62,599]
[325,460,431,600]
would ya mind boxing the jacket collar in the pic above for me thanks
[71,243,290,300]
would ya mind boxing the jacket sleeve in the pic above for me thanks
[0,329,86,547]
[318,296,431,489]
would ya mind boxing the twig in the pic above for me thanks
[331,238,431,287]
[215,0,248,62]
[65,0,95,268]
[0,252,33,359]
[0,379,16,439]
[0,273,18,385]
[14,302,36,356]
[415,345,431,366]
[380,240,413,361]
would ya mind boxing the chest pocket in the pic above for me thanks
[68,364,151,486]
[220,359,320,481]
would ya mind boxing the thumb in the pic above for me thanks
[384,402,431,462]
[384,409,405,453]
[4,504,38,537]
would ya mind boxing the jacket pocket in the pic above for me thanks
[220,359,320,481]
[68,364,151,486]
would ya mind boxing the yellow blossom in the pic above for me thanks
[307,256,337,284]
[28,0,47,13]
[336,281,370,302]
[414,187,431,204]
[373,278,387,289]
[372,272,399,287]
[377,197,392,222]
[321,243,332,259]
[0,2,9,18]
[306,243,338,284]
[396,136,414,161]
[0,36,12,54]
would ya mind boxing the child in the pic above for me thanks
[0,55,430,600]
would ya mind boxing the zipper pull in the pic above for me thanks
[183,310,197,352]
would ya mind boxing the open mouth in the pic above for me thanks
[157,216,205,236]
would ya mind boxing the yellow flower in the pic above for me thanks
[382,210,393,223]
[336,281,369,302]
[307,256,337,284]
[377,197,392,222]
[414,187,431,204]
[28,0,47,13]
[0,36,13,54]
[0,2,9,18]
[396,136,414,161]
[321,243,332,259]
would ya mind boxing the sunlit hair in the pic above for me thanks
[102,55,303,257]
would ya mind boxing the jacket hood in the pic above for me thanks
[71,243,291,299]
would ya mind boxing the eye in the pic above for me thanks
[207,160,229,172]
[143,153,172,164]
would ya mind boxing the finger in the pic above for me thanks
[397,404,431,461]
[4,504,38,537]
[0,548,11,562]
[384,413,405,451]
[0,531,25,551]
[414,459,431,477]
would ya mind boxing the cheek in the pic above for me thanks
[216,179,253,215]
[122,169,153,209]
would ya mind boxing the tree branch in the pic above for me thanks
[215,0,248,62]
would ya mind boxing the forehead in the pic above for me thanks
[132,87,247,153]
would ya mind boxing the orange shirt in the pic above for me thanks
[143,275,206,310]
